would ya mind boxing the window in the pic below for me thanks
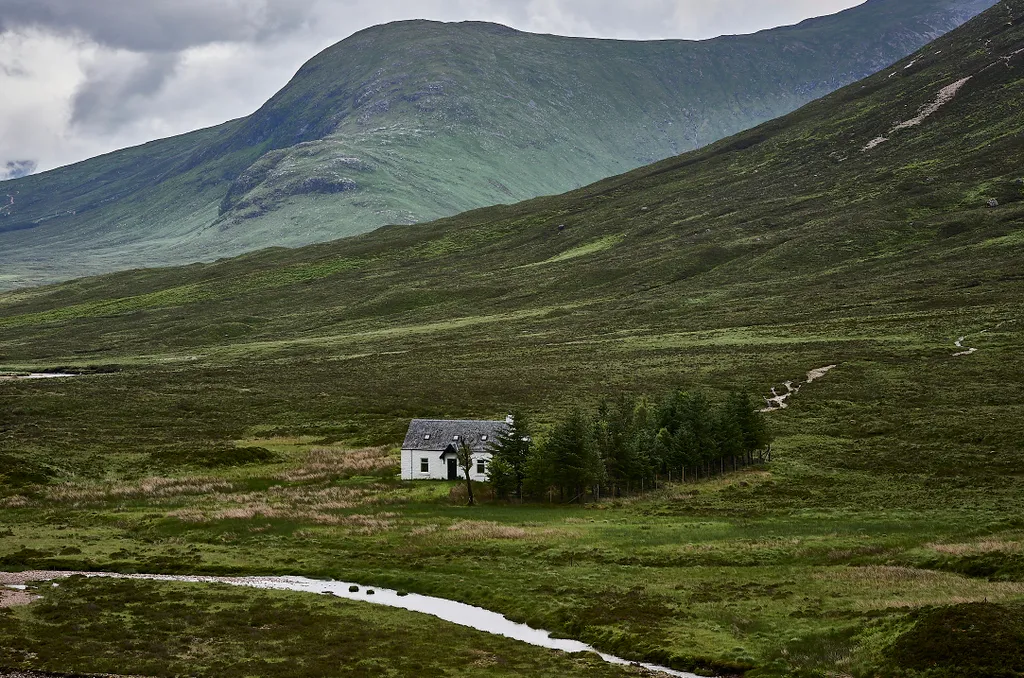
[420,458,429,473]
[453,435,460,441]
[481,435,488,441]
[423,434,431,440]
[476,459,486,474]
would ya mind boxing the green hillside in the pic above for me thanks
[0,0,996,290]
[1,2,1023,676]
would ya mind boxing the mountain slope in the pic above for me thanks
[0,0,1020,435]
[0,0,997,289]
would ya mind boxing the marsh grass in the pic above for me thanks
[167,484,411,525]
[443,520,561,541]
[277,446,397,482]
[926,538,1024,555]
[45,476,236,505]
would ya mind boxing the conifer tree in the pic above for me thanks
[544,409,602,503]
[488,412,532,500]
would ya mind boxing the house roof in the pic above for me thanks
[402,419,509,453]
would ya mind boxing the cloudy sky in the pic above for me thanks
[0,0,864,178]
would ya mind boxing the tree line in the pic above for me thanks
[485,391,772,504]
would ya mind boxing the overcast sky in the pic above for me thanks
[0,0,864,179]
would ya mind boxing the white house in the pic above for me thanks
[401,418,511,481]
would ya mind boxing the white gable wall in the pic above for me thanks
[401,448,493,481]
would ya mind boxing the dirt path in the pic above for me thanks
[0,586,39,608]
[952,320,1017,358]
[761,365,837,413]
[863,76,972,151]
[0,572,55,608]
[953,336,978,357]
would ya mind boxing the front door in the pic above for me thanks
[447,458,459,480]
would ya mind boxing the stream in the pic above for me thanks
[4,572,703,678]
[760,364,837,412]
[953,336,978,357]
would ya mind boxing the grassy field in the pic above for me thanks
[1,3,1023,676]
[0,315,1022,675]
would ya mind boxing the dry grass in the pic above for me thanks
[339,512,399,535]
[166,481,408,528]
[168,508,208,523]
[0,495,29,508]
[411,520,565,542]
[170,504,351,525]
[409,520,542,541]
[926,539,1024,555]
[46,477,235,505]
[277,446,397,482]
[813,566,1024,612]
[197,507,398,531]
[242,436,320,447]
[448,520,532,540]
[210,483,409,510]
[814,566,949,584]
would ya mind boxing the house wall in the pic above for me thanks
[401,449,493,481]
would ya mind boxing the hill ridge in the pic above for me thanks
[0,0,999,290]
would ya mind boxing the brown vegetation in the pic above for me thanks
[927,539,1024,555]
[45,477,235,506]
[276,446,397,482]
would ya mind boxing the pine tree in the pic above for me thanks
[488,411,532,500]
[728,392,772,460]
[544,409,602,503]
[595,395,644,494]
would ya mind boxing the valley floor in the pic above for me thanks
[1,307,1022,676]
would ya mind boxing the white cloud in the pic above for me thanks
[0,0,866,175]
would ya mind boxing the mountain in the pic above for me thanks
[0,0,997,290]
[1,3,1023,675]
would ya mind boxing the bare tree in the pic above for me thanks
[456,439,476,506]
